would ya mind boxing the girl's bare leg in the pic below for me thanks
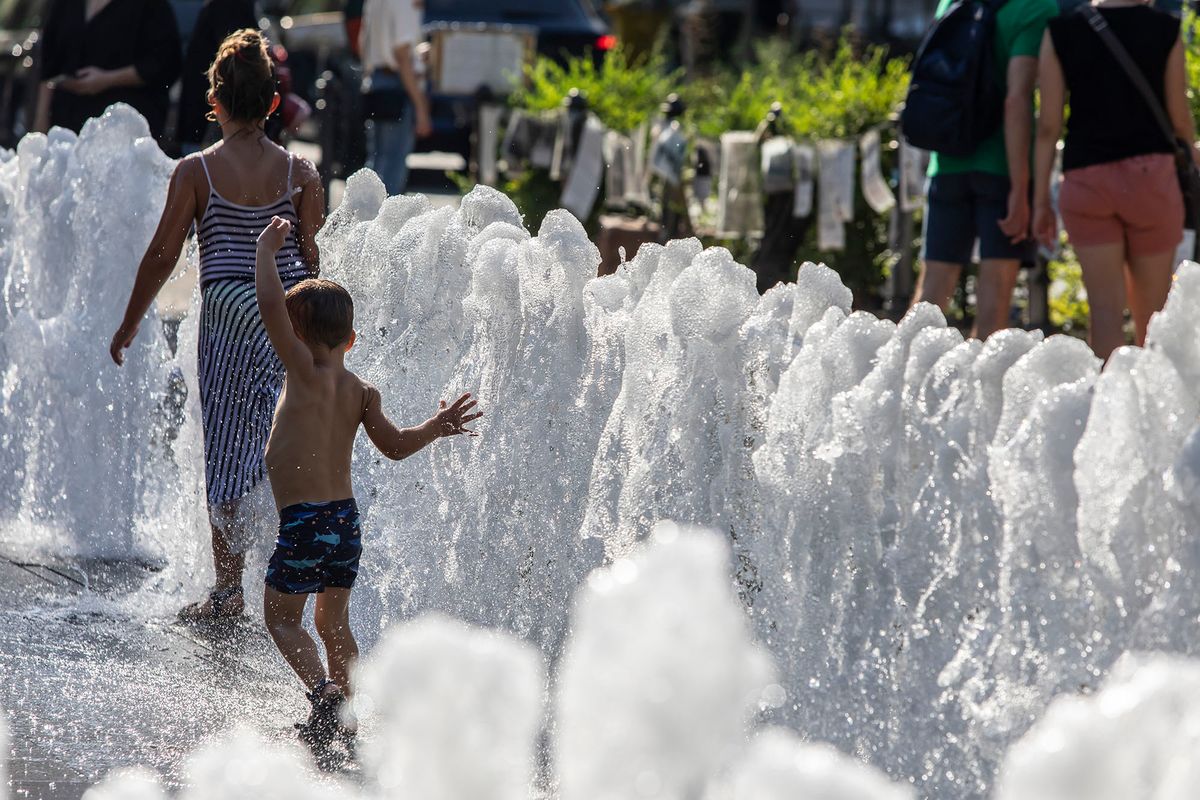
[1126,249,1174,346]
[1074,242,1129,361]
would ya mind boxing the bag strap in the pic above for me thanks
[1079,4,1179,148]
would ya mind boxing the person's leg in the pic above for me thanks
[912,260,962,309]
[914,173,974,310]
[264,587,327,690]
[973,173,1031,340]
[314,588,358,694]
[1118,154,1183,346]
[1126,250,1174,346]
[973,259,1021,340]
[1074,242,1129,360]
[180,506,246,620]
[392,106,416,194]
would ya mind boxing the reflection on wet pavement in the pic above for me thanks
[0,551,341,799]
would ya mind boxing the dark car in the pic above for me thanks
[422,0,609,154]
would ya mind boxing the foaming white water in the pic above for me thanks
[0,107,206,571]
[996,654,1200,800]
[5,111,1200,795]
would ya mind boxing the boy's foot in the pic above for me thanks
[178,585,244,622]
[296,680,344,752]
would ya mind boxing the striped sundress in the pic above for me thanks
[196,152,311,512]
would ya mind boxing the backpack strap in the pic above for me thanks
[1078,4,1179,150]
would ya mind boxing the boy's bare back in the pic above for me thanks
[256,217,481,512]
[265,363,371,509]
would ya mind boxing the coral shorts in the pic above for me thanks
[1059,154,1183,257]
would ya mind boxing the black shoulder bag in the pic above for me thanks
[1081,4,1200,252]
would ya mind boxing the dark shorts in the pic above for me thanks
[265,498,362,594]
[922,171,1035,264]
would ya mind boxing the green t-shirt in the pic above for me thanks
[927,0,1058,177]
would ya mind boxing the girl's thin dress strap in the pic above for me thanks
[198,153,214,192]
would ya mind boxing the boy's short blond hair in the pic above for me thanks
[284,279,354,349]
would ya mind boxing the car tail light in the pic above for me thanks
[596,34,617,51]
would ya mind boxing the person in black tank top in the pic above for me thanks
[1033,0,1198,360]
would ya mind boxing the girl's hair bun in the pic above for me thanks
[206,29,276,124]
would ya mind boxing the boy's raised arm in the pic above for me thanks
[361,387,481,461]
[256,217,313,375]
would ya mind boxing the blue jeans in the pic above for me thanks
[364,69,415,196]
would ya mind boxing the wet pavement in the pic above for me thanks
[0,548,320,799]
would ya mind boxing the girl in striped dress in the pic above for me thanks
[110,29,325,620]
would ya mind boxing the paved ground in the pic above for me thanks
[0,548,362,800]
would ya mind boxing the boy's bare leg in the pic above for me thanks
[314,588,358,694]
[264,586,327,690]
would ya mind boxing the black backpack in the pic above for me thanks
[900,0,1009,157]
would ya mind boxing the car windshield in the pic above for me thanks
[423,0,590,23]
[0,0,45,31]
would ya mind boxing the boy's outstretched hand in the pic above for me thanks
[258,216,291,253]
[435,393,483,437]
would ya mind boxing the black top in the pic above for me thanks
[1049,6,1180,172]
[40,0,182,139]
[177,0,258,146]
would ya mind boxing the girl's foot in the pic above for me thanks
[178,585,244,622]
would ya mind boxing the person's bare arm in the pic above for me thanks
[362,389,481,460]
[109,159,197,365]
[998,55,1038,243]
[1033,32,1065,248]
[256,217,315,376]
[392,41,432,138]
[1164,35,1199,164]
[293,157,326,275]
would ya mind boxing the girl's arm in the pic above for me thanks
[1164,35,1199,164]
[1033,31,1065,249]
[294,157,326,275]
[109,159,197,365]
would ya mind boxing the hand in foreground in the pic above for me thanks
[61,67,112,96]
[998,188,1030,245]
[434,393,482,437]
[109,323,139,365]
[258,216,291,253]
[1033,203,1058,250]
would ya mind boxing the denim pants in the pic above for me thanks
[364,69,415,196]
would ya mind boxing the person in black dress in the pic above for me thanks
[35,0,181,140]
[177,0,258,152]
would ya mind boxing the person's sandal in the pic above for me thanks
[177,585,244,622]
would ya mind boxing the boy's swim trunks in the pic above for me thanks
[266,498,361,594]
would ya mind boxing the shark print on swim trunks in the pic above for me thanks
[266,498,362,594]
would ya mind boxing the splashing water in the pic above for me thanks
[5,107,1200,796]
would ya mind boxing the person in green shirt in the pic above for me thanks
[913,0,1058,339]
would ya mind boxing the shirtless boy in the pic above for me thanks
[255,216,481,747]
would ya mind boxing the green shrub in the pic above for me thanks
[1048,242,1090,334]
[512,46,680,134]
